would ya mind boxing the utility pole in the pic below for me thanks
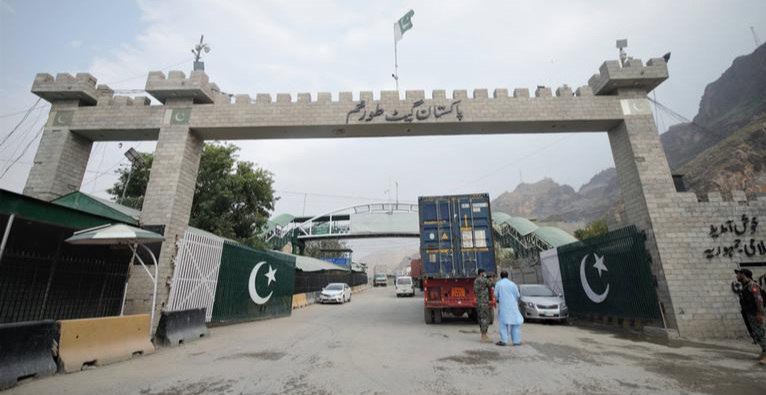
[191,35,211,71]
[751,26,761,48]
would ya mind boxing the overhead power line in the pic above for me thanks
[0,98,42,147]
[0,126,44,180]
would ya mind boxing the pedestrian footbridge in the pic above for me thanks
[263,203,576,256]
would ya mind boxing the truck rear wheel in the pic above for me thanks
[424,308,433,324]
[433,308,443,324]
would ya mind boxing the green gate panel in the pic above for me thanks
[211,242,296,324]
[557,226,661,321]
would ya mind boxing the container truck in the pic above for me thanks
[409,257,423,290]
[418,194,496,324]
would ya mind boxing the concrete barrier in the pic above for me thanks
[351,284,370,294]
[0,320,59,390]
[57,314,155,373]
[291,294,308,309]
[155,308,208,347]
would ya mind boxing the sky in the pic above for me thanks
[1,0,765,258]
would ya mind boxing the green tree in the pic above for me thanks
[106,152,153,210]
[574,218,609,241]
[108,143,276,246]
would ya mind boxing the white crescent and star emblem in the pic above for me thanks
[248,261,278,305]
[173,111,187,123]
[580,253,609,303]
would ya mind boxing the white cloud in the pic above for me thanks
[0,0,14,15]
[68,40,83,48]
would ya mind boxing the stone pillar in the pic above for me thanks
[123,71,214,326]
[24,73,102,201]
[589,58,681,329]
[608,114,679,329]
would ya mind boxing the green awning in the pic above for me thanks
[0,189,119,230]
[52,191,140,225]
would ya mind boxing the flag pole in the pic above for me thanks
[393,27,399,92]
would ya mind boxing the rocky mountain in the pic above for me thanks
[493,44,766,223]
[679,115,766,197]
[492,168,619,223]
[661,43,766,169]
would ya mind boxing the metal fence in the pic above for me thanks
[557,225,661,321]
[0,215,130,323]
[166,229,225,322]
[294,271,368,294]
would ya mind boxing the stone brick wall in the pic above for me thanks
[654,192,766,338]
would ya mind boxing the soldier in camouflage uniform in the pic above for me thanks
[474,269,493,343]
[735,269,766,365]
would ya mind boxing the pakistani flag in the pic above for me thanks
[394,10,415,42]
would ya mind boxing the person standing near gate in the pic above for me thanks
[494,271,523,346]
[732,278,756,343]
[735,268,766,364]
[474,269,493,343]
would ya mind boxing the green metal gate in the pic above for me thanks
[211,242,295,324]
[557,226,661,321]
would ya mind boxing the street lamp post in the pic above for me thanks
[120,147,145,205]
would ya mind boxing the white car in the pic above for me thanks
[319,283,351,304]
[395,276,415,297]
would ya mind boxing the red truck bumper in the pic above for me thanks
[423,278,494,324]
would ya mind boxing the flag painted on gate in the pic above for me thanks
[211,242,295,323]
[555,226,661,321]
[394,10,415,42]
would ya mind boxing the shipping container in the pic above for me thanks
[418,194,497,324]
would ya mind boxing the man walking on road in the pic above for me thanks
[474,268,493,343]
[494,271,523,346]
[735,268,766,365]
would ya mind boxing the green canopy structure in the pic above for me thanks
[66,223,164,331]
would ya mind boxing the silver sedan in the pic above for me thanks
[518,284,568,323]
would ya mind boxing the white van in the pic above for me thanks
[395,276,415,297]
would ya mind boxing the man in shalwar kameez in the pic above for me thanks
[494,271,523,346]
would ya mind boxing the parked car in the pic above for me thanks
[518,284,568,323]
[318,283,351,304]
[395,276,415,297]
[373,274,388,287]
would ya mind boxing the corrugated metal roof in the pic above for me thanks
[491,211,513,225]
[492,212,539,236]
[53,191,140,225]
[0,189,120,229]
[533,226,577,247]
[508,217,539,236]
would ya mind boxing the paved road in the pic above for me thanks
[8,287,766,395]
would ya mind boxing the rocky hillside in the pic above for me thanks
[492,168,619,223]
[493,44,766,222]
[662,43,766,169]
[679,115,766,197]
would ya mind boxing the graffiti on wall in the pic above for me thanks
[704,214,765,259]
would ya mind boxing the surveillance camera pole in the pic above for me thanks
[192,35,210,71]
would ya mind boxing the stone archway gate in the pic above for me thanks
[24,56,766,339]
